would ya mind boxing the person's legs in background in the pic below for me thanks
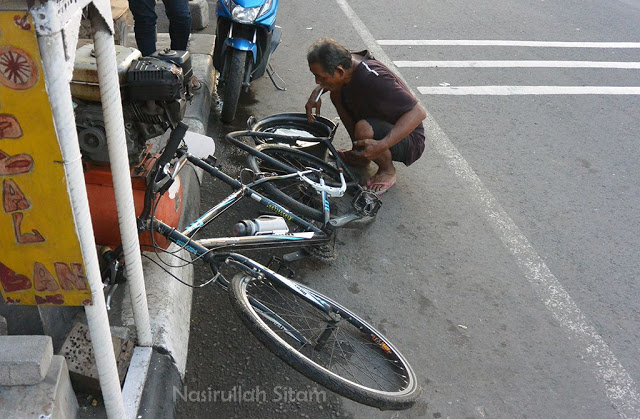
[353,119,397,195]
[163,0,192,51]
[129,0,158,56]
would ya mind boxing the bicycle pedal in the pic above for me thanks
[352,189,382,217]
[281,250,307,263]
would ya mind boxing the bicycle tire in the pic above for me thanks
[247,144,357,222]
[221,49,246,123]
[229,273,420,410]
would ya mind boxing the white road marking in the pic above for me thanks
[336,0,640,416]
[417,86,640,95]
[395,60,640,68]
[378,40,640,48]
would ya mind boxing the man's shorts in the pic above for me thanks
[364,118,420,165]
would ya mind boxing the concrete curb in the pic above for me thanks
[122,346,153,417]
[135,348,184,418]
[117,33,216,418]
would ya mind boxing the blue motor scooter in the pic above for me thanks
[213,0,283,123]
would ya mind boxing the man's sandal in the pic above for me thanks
[365,177,397,196]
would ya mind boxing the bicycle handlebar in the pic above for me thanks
[298,169,346,198]
[157,122,189,169]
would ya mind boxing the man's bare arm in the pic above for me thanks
[305,85,324,122]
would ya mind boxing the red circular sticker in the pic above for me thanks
[0,46,39,90]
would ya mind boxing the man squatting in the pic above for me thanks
[305,38,427,195]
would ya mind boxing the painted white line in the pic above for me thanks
[122,346,153,419]
[378,40,640,48]
[417,86,640,95]
[335,0,640,416]
[395,60,640,69]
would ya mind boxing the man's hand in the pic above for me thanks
[305,86,324,123]
[352,139,389,161]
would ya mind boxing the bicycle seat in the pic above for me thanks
[183,131,216,158]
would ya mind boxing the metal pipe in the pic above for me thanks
[89,7,153,347]
[36,26,126,419]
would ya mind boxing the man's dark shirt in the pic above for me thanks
[341,55,425,165]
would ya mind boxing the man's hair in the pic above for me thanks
[307,38,352,75]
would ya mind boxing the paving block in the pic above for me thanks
[189,0,210,30]
[58,323,134,396]
[0,335,53,385]
[0,355,78,419]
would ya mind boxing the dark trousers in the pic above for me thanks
[129,0,192,56]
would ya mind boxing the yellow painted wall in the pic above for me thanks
[0,11,92,306]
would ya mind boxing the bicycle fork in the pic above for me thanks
[314,317,339,351]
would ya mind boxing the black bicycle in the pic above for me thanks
[107,122,420,410]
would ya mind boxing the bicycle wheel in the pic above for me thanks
[229,273,420,410]
[247,144,357,222]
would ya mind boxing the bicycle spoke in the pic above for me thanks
[271,296,405,387]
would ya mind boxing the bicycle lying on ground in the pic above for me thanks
[104,121,420,410]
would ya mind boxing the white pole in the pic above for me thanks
[36,28,127,419]
[89,6,153,347]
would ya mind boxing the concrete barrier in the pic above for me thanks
[0,353,78,419]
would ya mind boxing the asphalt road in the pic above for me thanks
[174,0,640,417]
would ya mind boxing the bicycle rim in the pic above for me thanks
[229,274,419,410]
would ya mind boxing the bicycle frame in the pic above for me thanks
[126,122,358,274]
[174,149,331,250]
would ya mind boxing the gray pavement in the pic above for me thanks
[174,0,640,418]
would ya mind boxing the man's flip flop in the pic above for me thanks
[365,178,397,196]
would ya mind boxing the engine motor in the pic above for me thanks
[71,44,193,164]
